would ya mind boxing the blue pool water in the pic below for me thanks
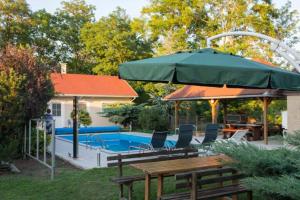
[58,132,175,152]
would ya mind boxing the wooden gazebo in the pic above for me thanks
[164,85,285,144]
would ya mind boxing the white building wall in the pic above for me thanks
[49,96,134,128]
[287,95,300,133]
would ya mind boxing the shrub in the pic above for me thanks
[245,175,300,200]
[0,45,53,161]
[213,141,300,176]
[30,128,51,155]
[101,103,145,127]
[285,131,300,150]
[71,109,92,127]
[213,141,300,200]
[138,106,169,131]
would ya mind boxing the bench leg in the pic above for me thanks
[145,174,151,200]
[247,191,253,200]
[128,184,133,200]
[119,184,124,200]
[157,175,164,200]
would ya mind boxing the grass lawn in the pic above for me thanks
[0,157,255,200]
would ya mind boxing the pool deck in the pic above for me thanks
[55,132,285,169]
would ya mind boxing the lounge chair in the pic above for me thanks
[194,124,219,155]
[168,124,195,149]
[130,130,168,151]
[195,123,219,146]
[229,129,249,142]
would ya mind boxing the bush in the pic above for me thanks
[0,45,53,161]
[0,139,19,162]
[138,106,169,131]
[213,141,300,200]
[245,176,300,200]
[30,128,51,155]
[101,103,145,127]
[285,131,300,150]
[71,109,92,127]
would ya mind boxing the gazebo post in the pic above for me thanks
[174,101,181,131]
[262,97,272,145]
[209,99,219,124]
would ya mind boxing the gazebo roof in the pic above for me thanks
[164,85,284,101]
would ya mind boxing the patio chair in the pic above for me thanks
[229,129,249,142]
[194,124,219,154]
[195,123,219,145]
[130,130,168,151]
[168,124,195,149]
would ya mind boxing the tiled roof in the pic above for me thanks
[51,73,138,97]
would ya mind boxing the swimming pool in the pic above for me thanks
[57,132,175,152]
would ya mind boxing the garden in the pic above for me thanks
[1,0,300,200]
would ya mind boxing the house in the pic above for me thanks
[49,70,138,128]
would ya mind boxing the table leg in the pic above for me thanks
[157,175,164,200]
[145,174,151,200]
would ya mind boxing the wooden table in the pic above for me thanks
[131,154,230,200]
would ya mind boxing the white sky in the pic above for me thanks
[26,0,300,50]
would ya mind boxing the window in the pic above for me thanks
[52,103,61,116]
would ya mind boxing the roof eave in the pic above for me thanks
[54,93,138,98]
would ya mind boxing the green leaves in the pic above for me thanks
[80,7,152,75]
[213,141,300,199]
[0,45,54,160]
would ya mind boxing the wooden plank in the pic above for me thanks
[131,155,231,176]
[176,167,236,180]
[107,148,198,161]
[108,153,199,167]
[198,174,245,185]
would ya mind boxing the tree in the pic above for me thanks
[81,7,152,75]
[0,0,32,47]
[55,0,95,73]
[142,0,299,58]
[101,103,145,128]
[0,45,54,161]
[31,9,61,66]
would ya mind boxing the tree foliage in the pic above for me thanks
[81,7,152,75]
[55,0,95,73]
[213,141,300,200]
[71,109,92,127]
[101,103,145,128]
[0,0,32,47]
[142,0,299,59]
[138,105,169,131]
[0,45,53,161]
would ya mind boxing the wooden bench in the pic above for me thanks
[107,148,199,200]
[160,167,252,200]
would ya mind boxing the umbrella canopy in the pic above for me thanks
[119,48,300,90]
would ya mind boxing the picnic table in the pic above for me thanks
[131,154,230,200]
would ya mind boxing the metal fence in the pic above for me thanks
[24,119,56,180]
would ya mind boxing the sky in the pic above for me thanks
[27,0,300,50]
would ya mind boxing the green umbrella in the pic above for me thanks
[119,48,300,90]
